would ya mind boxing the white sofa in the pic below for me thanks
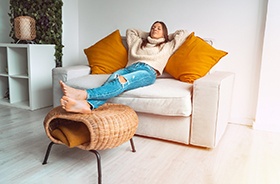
[52,64,234,148]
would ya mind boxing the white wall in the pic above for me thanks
[0,0,12,43]
[254,0,280,132]
[74,0,268,126]
[61,0,79,67]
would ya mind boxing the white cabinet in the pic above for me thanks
[0,43,55,110]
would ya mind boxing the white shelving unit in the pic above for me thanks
[0,43,55,110]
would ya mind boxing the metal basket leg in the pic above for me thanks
[42,142,55,165]
[130,138,136,152]
[90,150,102,184]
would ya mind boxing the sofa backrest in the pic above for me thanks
[121,35,214,78]
[121,36,128,50]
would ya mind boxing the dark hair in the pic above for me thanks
[141,21,169,48]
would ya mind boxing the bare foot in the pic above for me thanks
[59,81,87,100]
[60,96,92,113]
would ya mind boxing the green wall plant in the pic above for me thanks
[9,0,63,67]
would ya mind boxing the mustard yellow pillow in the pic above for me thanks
[165,32,228,83]
[84,30,128,74]
[51,121,90,148]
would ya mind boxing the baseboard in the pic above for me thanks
[253,122,280,133]
[228,117,254,126]
[229,117,280,133]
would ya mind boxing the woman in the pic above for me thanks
[60,21,189,113]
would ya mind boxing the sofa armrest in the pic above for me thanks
[52,65,91,107]
[190,71,235,148]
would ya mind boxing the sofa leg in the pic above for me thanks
[90,150,102,184]
[42,142,55,165]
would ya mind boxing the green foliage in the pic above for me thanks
[9,0,63,67]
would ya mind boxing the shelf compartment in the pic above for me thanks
[7,47,28,76]
[0,47,8,75]
[9,77,29,107]
[0,76,9,101]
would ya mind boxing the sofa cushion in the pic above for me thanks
[66,75,193,117]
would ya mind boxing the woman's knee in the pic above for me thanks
[118,75,127,84]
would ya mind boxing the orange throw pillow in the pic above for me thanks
[84,30,128,74]
[165,32,228,83]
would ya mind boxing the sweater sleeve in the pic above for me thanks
[168,30,190,52]
[126,29,149,48]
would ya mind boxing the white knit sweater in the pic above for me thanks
[126,29,189,75]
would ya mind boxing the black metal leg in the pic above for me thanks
[42,139,136,183]
[130,138,136,152]
[90,150,102,184]
[42,142,55,165]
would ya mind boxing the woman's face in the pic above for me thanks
[150,22,164,39]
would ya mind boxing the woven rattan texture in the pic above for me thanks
[14,16,36,40]
[44,103,138,150]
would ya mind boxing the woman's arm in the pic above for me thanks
[126,29,149,39]
[168,30,189,41]
[126,29,149,49]
[168,30,190,52]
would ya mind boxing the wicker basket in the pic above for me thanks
[43,103,139,150]
[14,16,36,41]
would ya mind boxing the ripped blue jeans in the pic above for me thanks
[86,62,157,109]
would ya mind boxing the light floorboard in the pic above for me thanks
[0,105,280,184]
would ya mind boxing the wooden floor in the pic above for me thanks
[1,105,280,184]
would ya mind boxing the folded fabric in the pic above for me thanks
[50,120,90,148]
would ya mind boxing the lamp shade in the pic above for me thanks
[14,16,36,41]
